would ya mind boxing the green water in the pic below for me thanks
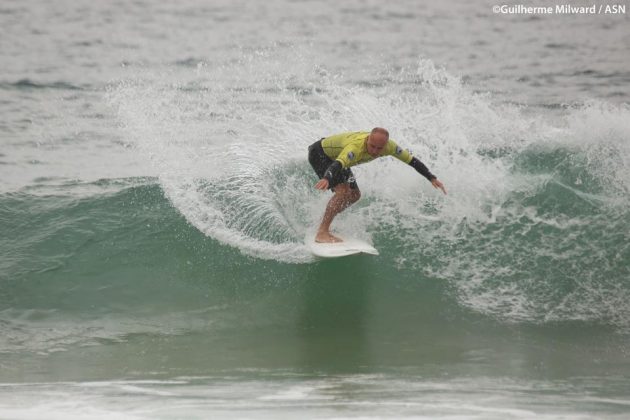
[0,178,629,417]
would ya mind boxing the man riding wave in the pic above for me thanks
[308,127,447,243]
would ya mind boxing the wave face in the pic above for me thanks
[1,57,628,365]
[102,55,630,328]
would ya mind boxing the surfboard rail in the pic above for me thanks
[307,236,379,258]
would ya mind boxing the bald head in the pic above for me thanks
[366,127,389,157]
[371,127,389,140]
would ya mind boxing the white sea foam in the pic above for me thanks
[0,375,623,419]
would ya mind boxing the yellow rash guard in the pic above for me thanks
[321,131,413,168]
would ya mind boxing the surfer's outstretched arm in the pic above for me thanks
[408,157,447,195]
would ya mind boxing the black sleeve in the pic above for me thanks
[323,160,342,183]
[409,156,436,181]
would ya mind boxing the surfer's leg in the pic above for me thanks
[316,184,361,243]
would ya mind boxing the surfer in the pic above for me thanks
[308,128,447,243]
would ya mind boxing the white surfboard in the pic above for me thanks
[307,236,379,258]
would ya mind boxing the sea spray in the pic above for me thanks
[108,50,630,327]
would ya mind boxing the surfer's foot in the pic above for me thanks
[315,232,343,243]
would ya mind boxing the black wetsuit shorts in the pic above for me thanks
[308,139,358,190]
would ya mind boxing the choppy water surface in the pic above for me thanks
[1,0,629,418]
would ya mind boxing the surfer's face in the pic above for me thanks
[366,133,387,157]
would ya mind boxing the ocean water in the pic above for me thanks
[1,0,630,418]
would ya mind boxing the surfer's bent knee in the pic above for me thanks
[336,184,361,204]
[333,183,351,194]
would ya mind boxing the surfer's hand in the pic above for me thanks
[431,178,447,195]
[315,179,329,190]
